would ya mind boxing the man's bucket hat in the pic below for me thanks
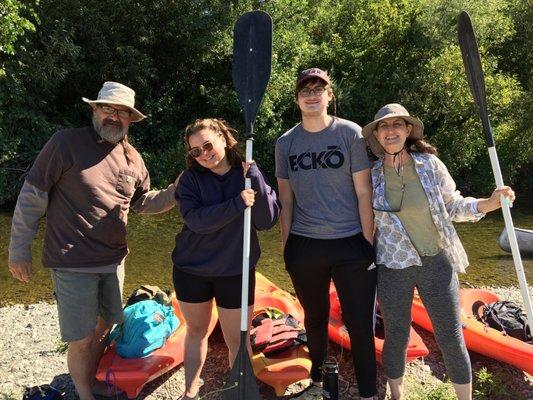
[362,103,424,156]
[82,81,146,122]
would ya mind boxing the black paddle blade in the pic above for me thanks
[221,333,260,400]
[232,10,273,136]
[457,11,494,147]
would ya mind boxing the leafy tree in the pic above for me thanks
[410,0,530,194]
[0,0,530,205]
[0,0,38,76]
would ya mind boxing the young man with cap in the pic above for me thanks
[275,68,377,399]
[8,82,179,400]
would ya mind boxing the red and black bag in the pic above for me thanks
[250,309,307,355]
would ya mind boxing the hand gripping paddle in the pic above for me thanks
[221,10,272,400]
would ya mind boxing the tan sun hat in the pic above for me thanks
[361,103,424,156]
[82,81,146,122]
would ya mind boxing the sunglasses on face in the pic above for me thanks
[188,135,221,158]
[298,86,326,98]
[98,105,131,119]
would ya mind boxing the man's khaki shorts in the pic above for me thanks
[51,264,124,342]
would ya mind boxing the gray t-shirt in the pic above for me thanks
[275,118,370,239]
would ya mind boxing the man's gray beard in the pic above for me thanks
[92,114,128,143]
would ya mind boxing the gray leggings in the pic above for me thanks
[377,251,471,384]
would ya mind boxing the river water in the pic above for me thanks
[1,208,531,306]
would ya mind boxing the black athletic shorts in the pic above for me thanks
[173,267,255,309]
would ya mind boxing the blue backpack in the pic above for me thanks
[110,300,180,358]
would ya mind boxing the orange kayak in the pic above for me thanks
[411,288,533,374]
[328,283,429,363]
[96,298,218,399]
[253,273,312,395]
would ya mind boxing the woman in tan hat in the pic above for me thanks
[362,103,515,400]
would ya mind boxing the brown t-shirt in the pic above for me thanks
[27,126,150,268]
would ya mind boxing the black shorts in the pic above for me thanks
[173,267,255,309]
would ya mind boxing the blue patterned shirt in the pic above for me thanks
[372,152,484,272]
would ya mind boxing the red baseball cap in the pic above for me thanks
[296,68,331,86]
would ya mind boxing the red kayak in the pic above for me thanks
[328,283,429,363]
[96,298,218,399]
[412,288,533,375]
[253,273,312,395]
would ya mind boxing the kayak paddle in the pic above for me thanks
[221,10,272,400]
[457,11,533,327]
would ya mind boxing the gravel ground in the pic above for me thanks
[0,286,531,400]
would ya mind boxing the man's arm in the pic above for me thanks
[8,181,48,282]
[130,183,177,214]
[277,178,294,247]
[131,173,181,214]
[353,168,374,244]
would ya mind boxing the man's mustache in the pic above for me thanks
[103,119,122,127]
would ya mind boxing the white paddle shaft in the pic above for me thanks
[488,146,533,326]
[240,137,253,331]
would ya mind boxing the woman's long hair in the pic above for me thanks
[184,118,244,171]
[121,135,135,165]
[406,136,438,155]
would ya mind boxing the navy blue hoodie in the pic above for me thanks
[172,164,280,276]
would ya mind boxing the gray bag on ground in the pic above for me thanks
[125,285,171,307]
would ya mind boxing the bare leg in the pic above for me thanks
[68,317,116,399]
[68,333,97,400]
[387,376,404,399]
[453,382,472,400]
[90,317,118,395]
[217,305,254,367]
[180,300,214,398]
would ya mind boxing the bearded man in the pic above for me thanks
[8,82,178,400]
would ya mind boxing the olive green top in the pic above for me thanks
[384,156,441,256]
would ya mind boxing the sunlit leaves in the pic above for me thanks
[0,0,530,204]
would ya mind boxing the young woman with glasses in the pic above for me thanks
[172,118,280,400]
[362,103,515,400]
[275,68,377,399]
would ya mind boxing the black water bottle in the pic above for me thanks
[322,359,339,399]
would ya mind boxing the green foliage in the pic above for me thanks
[492,0,533,91]
[473,367,522,399]
[406,384,456,400]
[474,367,503,398]
[0,0,531,204]
[55,338,68,354]
[404,374,456,400]
[0,0,38,74]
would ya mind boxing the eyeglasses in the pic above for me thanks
[298,86,326,98]
[99,105,131,119]
[188,135,221,158]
